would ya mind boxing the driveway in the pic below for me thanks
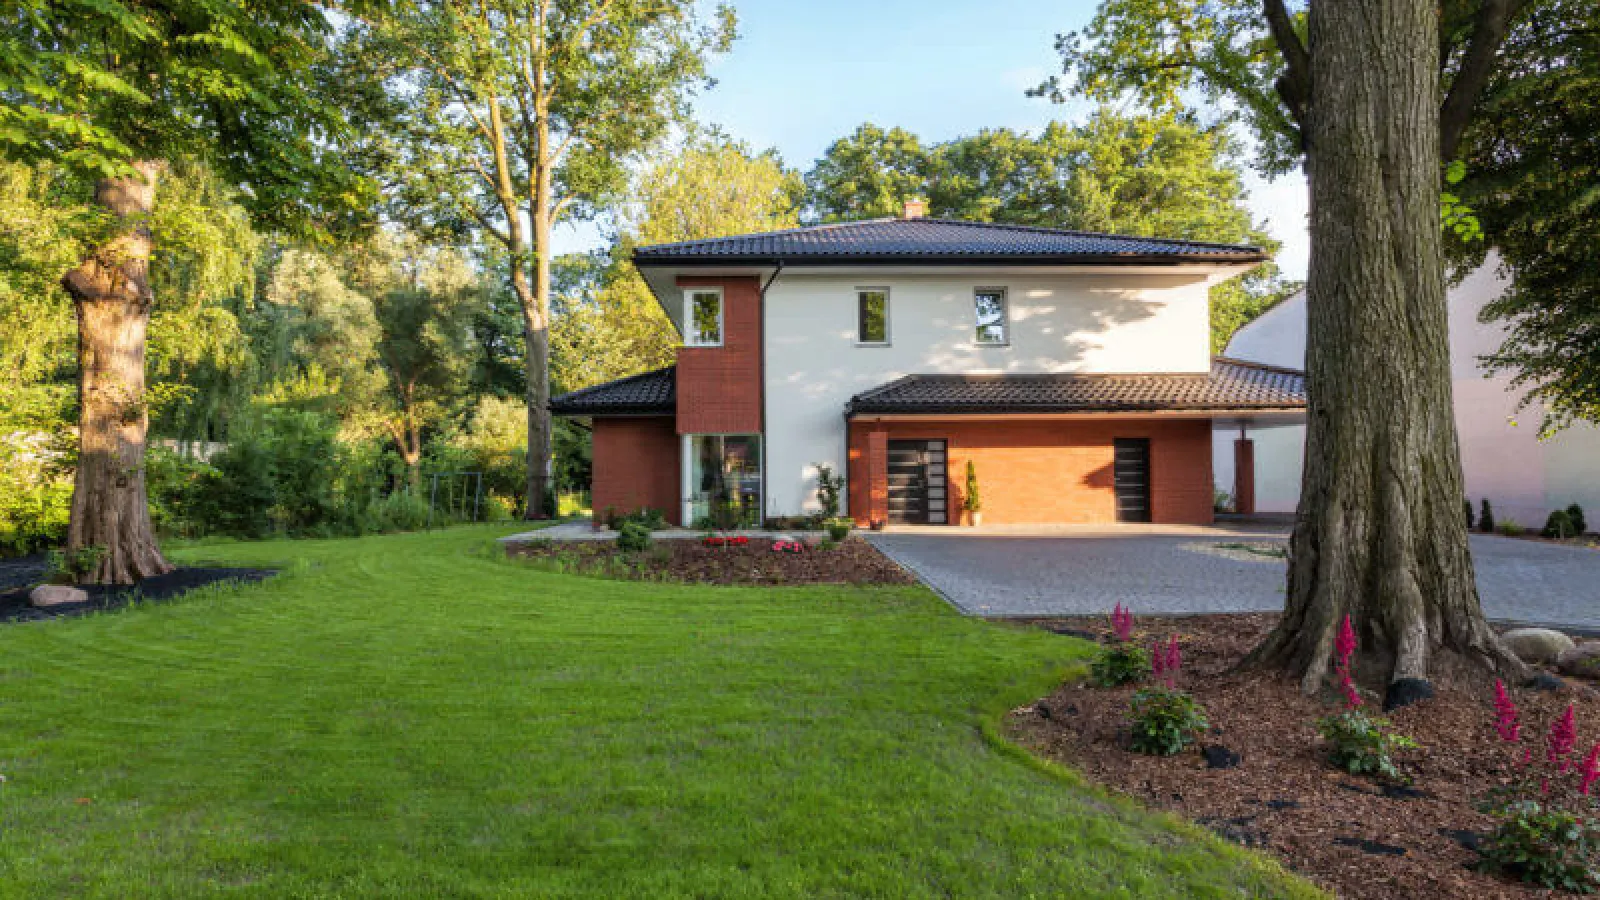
[866,526,1600,629]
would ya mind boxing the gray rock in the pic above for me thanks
[1556,642,1600,678]
[1501,627,1577,665]
[29,584,87,608]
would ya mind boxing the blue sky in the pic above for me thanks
[552,0,1311,279]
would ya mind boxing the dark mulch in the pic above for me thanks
[505,536,918,586]
[0,566,276,623]
[1006,613,1600,900]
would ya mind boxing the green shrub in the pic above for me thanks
[0,430,73,556]
[1128,687,1208,756]
[145,445,217,539]
[617,522,651,553]
[1570,504,1589,536]
[367,491,430,533]
[963,460,982,513]
[1477,801,1600,893]
[1316,710,1417,780]
[482,494,514,522]
[1499,518,1524,537]
[814,463,845,518]
[47,544,105,582]
[824,517,852,541]
[1481,498,1497,533]
[1091,644,1151,687]
[616,508,668,531]
[1545,509,1577,540]
[1465,497,1475,530]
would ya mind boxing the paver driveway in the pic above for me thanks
[866,526,1600,628]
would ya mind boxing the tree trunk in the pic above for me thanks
[521,138,554,521]
[1245,0,1525,699]
[60,160,175,585]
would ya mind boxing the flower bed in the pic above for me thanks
[505,536,917,586]
[1006,612,1600,899]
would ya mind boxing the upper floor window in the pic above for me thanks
[974,288,1008,345]
[685,288,723,347]
[857,288,889,345]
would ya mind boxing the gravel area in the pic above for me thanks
[868,528,1600,628]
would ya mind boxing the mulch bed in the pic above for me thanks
[0,566,277,623]
[505,536,918,586]
[1005,613,1600,899]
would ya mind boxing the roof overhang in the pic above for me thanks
[847,409,1307,424]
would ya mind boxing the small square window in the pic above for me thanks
[686,289,723,346]
[974,288,1008,345]
[857,288,889,344]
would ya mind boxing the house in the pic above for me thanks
[1215,251,1600,527]
[551,206,1307,528]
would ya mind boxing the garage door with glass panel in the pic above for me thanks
[886,440,948,525]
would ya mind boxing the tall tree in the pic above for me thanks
[1455,0,1600,433]
[804,124,927,222]
[0,0,368,582]
[351,0,734,518]
[1042,0,1539,694]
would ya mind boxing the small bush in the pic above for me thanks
[814,463,845,518]
[617,508,668,532]
[367,491,430,533]
[1091,643,1151,687]
[1477,801,1600,893]
[1481,498,1497,534]
[1128,686,1209,756]
[1546,509,1578,540]
[1500,518,1525,537]
[47,544,105,582]
[1570,504,1589,536]
[617,522,652,553]
[963,460,982,513]
[823,517,852,541]
[1316,710,1418,780]
[482,494,514,522]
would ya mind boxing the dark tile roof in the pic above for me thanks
[633,218,1267,267]
[847,358,1305,416]
[549,366,675,416]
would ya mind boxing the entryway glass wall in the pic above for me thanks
[685,434,762,528]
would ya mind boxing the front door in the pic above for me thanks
[1114,438,1152,523]
[887,440,948,525]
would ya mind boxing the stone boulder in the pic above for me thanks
[29,584,88,608]
[1557,642,1600,678]
[1501,627,1577,665]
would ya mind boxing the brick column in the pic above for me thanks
[1233,437,1255,516]
[867,429,889,528]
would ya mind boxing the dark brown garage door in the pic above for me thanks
[887,440,948,525]
[1114,438,1152,523]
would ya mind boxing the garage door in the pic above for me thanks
[887,440,948,525]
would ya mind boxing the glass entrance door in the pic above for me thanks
[688,435,762,528]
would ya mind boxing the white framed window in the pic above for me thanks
[974,287,1009,346]
[856,287,890,345]
[684,287,723,347]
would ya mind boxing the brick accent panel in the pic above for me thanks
[590,417,681,525]
[848,418,1214,526]
[1233,438,1255,515]
[675,276,762,435]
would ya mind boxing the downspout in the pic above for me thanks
[758,261,783,525]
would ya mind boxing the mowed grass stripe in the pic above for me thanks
[0,526,1320,898]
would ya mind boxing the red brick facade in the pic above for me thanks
[675,276,763,436]
[590,416,681,525]
[848,417,1215,526]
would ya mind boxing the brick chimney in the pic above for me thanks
[902,198,927,219]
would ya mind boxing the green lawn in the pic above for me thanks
[0,526,1317,898]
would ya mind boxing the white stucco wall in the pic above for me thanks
[762,271,1216,517]
[1217,252,1600,526]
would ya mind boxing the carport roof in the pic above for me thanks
[846,358,1306,416]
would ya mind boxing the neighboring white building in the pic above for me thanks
[1215,252,1600,528]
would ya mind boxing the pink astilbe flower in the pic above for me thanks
[1493,680,1521,743]
[1333,615,1361,709]
[1151,639,1166,681]
[1582,743,1600,796]
[1110,604,1134,643]
[1165,636,1182,680]
[1150,636,1182,688]
[1548,704,1578,771]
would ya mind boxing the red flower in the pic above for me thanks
[1492,680,1521,743]
[1582,743,1600,795]
[1110,604,1134,643]
[1549,704,1578,769]
[1334,615,1361,710]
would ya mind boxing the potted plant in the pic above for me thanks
[824,517,852,542]
[963,460,983,526]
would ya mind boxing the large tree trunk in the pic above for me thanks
[60,160,175,585]
[520,129,554,521]
[1246,0,1525,700]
